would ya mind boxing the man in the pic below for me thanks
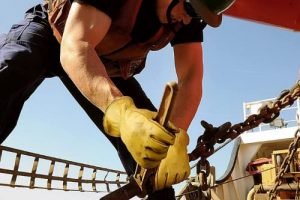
[0,0,235,199]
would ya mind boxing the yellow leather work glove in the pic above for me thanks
[103,96,176,169]
[154,129,190,191]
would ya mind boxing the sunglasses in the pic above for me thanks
[184,1,202,19]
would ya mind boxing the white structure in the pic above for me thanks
[213,98,300,200]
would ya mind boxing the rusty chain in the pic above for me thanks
[191,80,300,161]
[268,129,300,199]
[187,80,300,194]
[225,82,300,142]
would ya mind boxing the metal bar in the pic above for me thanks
[101,82,179,200]
[116,173,121,188]
[0,146,125,174]
[104,172,110,192]
[0,145,128,192]
[0,168,127,185]
[259,183,300,191]
[10,153,21,187]
[78,166,84,191]
[30,157,39,188]
[92,168,97,191]
[63,163,69,190]
[47,160,55,190]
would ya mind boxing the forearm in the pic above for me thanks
[60,41,122,112]
[59,2,122,112]
[172,43,204,131]
[170,77,202,130]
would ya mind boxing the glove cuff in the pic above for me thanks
[176,129,190,146]
[103,96,135,137]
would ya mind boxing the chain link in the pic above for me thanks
[187,81,300,199]
[268,129,300,199]
[196,158,210,191]
[226,83,300,141]
[190,80,300,161]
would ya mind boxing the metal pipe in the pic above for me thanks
[259,183,300,191]
[246,187,255,200]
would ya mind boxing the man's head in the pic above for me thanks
[162,0,235,27]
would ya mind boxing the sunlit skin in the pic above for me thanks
[60,0,203,131]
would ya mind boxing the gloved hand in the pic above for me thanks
[154,129,190,191]
[103,96,176,168]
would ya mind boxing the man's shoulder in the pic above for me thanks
[73,0,124,19]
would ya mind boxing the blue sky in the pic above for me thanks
[1,0,300,199]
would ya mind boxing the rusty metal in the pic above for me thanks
[268,128,300,199]
[101,82,179,200]
[182,81,300,199]
[196,159,210,191]
[190,80,300,162]
[134,81,179,194]
[0,145,128,192]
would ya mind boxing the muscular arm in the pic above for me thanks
[60,2,122,112]
[171,42,203,130]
